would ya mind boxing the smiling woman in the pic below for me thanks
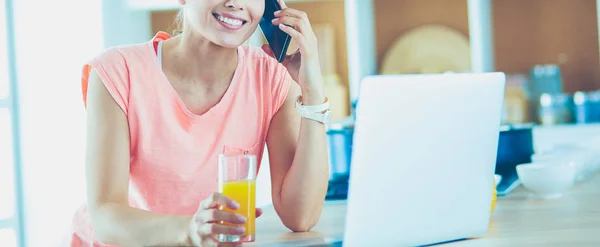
[73,0,330,246]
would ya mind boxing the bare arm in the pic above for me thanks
[85,69,190,246]
[266,81,329,232]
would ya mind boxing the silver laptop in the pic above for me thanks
[342,72,506,247]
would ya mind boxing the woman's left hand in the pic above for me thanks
[261,0,324,94]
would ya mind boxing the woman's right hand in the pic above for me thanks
[187,193,247,246]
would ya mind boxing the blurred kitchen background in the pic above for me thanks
[2,0,600,246]
[150,0,600,125]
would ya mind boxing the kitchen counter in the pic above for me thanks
[247,171,600,246]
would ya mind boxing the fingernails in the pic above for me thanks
[235,226,246,233]
[279,24,286,29]
[231,201,240,209]
[236,215,247,223]
[274,10,280,15]
[271,18,278,23]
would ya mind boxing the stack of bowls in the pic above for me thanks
[516,145,600,199]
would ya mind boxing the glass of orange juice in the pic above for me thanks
[217,154,257,243]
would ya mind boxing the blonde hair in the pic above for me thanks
[171,9,184,35]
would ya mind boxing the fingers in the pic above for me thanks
[196,209,247,224]
[278,0,288,9]
[270,7,316,55]
[278,24,304,46]
[271,15,306,34]
[275,7,308,21]
[200,193,240,210]
[190,193,250,247]
[273,8,310,34]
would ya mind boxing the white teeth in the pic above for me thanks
[217,15,243,26]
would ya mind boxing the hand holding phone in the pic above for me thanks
[259,0,324,95]
[259,0,292,63]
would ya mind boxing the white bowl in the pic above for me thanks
[539,144,600,175]
[516,162,577,199]
[531,150,591,182]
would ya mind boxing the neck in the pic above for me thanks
[164,29,238,84]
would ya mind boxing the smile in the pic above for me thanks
[212,13,247,30]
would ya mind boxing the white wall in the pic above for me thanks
[12,0,103,246]
[101,0,151,47]
[12,0,150,246]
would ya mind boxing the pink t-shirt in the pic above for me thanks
[71,32,291,246]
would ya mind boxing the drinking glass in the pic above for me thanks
[217,154,257,242]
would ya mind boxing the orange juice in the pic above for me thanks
[221,179,256,239]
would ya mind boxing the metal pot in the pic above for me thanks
[495,123,535,196]
[326,117,354,181]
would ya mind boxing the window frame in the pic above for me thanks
[2,0,27,245]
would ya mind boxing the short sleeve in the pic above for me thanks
[81,48,130,115]
[269,60,292,114]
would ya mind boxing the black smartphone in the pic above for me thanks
[259,0,292,63]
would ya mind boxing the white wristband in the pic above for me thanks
[295,96,331,124]
[295,96,330,113]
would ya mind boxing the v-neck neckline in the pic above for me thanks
[148,38,245,120]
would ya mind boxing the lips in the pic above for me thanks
[212,13,247,30]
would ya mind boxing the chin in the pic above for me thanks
[212,36,247,48]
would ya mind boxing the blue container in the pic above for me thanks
[326,117,354,181]
[574,91,600,124]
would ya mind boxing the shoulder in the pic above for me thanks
[238,45,291,82]
[82,42,151,112]
[90,30,168,65]
[238,45,292,113]
[88,41,152,68]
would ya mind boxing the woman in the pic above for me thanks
[71,0,330,246]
